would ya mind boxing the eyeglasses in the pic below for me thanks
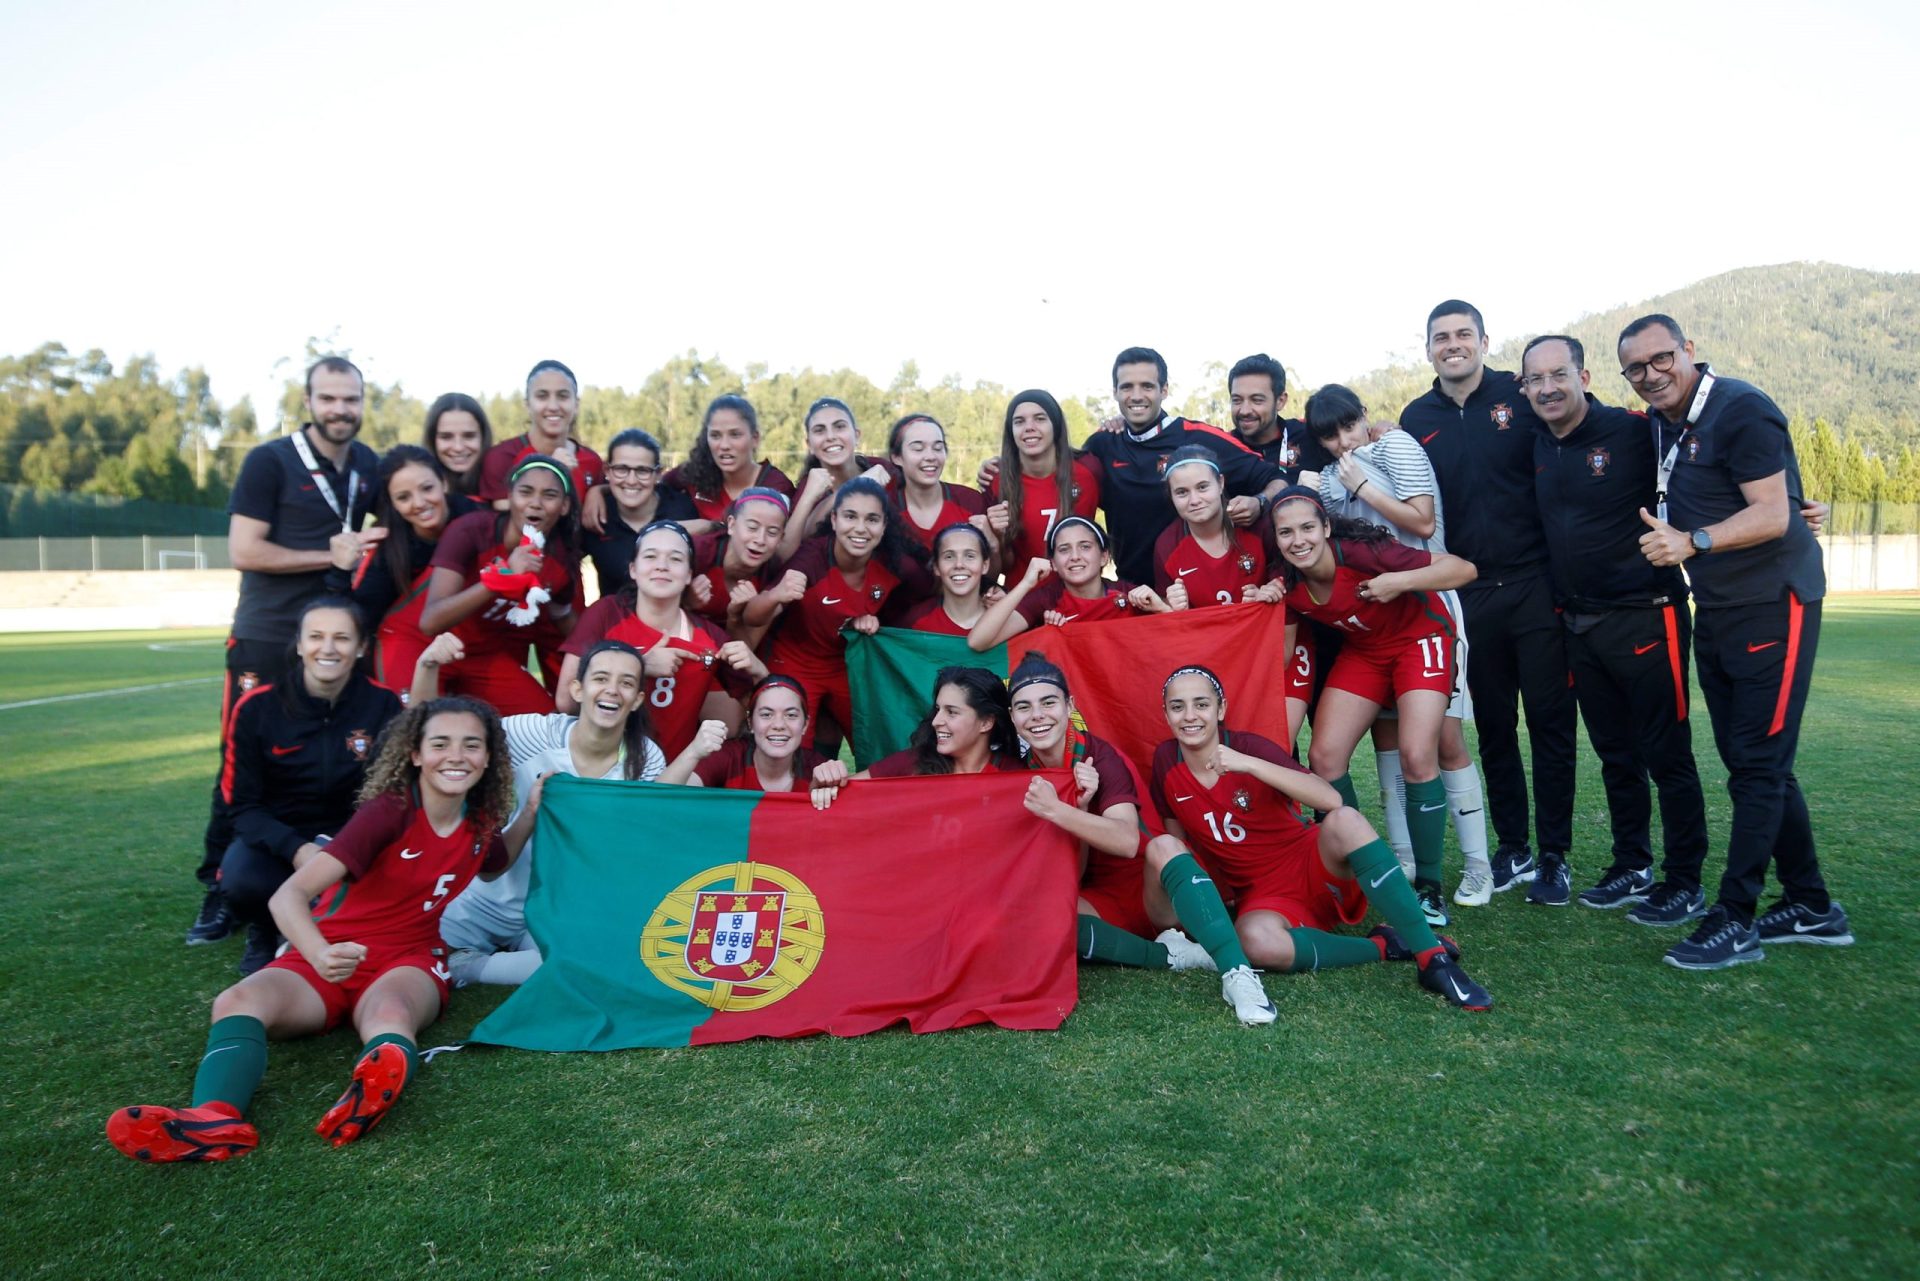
[607,464,660,479]
[1519,368,1579,391]
[1620,350,1678,383]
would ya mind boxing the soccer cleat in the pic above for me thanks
[1155,929,1218,973]
[1527,853,1572,906]
[237,922,280,977]
[1755,899,1854,947]
[106,1102,258,1164]
[1627,883,1707,928]
[1663,905,1765,971]
[1220,966,1278,1026]
[1414,881,1450,928]
[315,1044,411,1147]
[185,887,235,945]
[1579,866,1654,910]
[1452,863,1493,907]
[1417,952,1493,1011]
[1369,924,1460,963]
[1490,844,1536,893]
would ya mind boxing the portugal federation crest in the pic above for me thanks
[345,728,372,759]
[1586,447,1610,476]
[1492,403,1513,429]
[1236,551,1257,574]
[640,862,825,1012]
[1232,788,1252,813]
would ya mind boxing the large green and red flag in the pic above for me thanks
[470,770,1080,1051]
[1007,602,1292,767]
[844,629,1006,768]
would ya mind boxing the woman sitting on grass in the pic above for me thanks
[107,696,520,1162]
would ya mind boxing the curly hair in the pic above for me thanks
[358,696,515,838]
[907,666,1018,775]
[680,395,759,498]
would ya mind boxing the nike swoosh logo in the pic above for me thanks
[399,848,424,860]
[1449,977,1471,1001]
[271,745,302,756]
[1110,461,1129,469]
[201,1045,236,1059]
[1793,920,1828,934]
[1189,876,1211,885]
[1421,431,1441,444]
[1634,641,1660,655]
[1177,568,1198,577]
[1747,641,1779,652]
[432,962,451,980]
[1175,795,1194,802]
[1419,802,1445,812]
[1369,869,1396,888]
[822,596,842,605]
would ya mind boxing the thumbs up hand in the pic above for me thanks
[1638,507,1693,567]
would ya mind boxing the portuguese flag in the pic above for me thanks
[470,771,1080,1051]
[847,603,1291,769]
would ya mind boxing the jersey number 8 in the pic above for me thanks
[651,676,676,708]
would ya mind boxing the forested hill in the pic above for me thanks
[1345,262,1919,455]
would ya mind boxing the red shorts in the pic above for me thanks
[1198,823,1367,932]
[267,941,451,1031]
[1324,632,1453,707]
[1079,853,1155,937]
[443,649,555,716]
[1287,631,1315,700]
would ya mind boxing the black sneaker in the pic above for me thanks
[1417,952,1493,1011]
[1527,852,1571,906]
[1626,882,1706,927]
[1413,880,1450,928]
[1578,865,1653,910]
[1663,905,1765,971]
[185,887,235,945]
[237,923,280,977]
[1369,924,1460,962]
[1490,844,1536,893]
[1755,899,1854,947]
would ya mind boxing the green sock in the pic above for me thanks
[1345,838,1441,956]
[1285,927,1386,973]
[190,1014,268,1112]
[1159,853,1251,972]
[1330,772,1360,811]
[1077,914,1169,969]
[1406,776,1447,883]
[359,1033,419,1079]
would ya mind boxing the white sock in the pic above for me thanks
[1376,749,1414,878]
[476,947,543,986]
[1444,763,1490,872]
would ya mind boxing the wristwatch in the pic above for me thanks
[1689,529,1713,555]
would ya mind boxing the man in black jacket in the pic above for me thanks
[1401,302,1579,904]
[1523,335,1709,923]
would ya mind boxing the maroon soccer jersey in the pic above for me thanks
[1152,524,1269,608]
[1147,731,1316,883]
[665,461,797,525]
[562,600,748,756]
[763,537,903,669]
[890,481,988,549]
[694,738,831,791]
[429,510,577,658]
[1280,539,1451,652]
[1013,576,1139,627]
[307,792,508,949]
[477,434,605,507]
[990,458,1102,571]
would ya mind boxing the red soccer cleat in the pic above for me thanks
[106,1102,259,1164]
[314,1044,411,1147]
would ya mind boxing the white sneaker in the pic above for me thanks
[446,947,486,989]
[1453,863,1493,907]
[1155,929,1218,973]
[1220,965,1278,1026]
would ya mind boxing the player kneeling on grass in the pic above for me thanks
[1004,653,1275,1025]
[1145,665,1493,1012]
[107,697,521,1163]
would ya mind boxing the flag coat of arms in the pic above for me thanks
[470,771,1081,1051]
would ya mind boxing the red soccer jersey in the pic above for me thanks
[429,511,577,657]
[763,536,903,670]
[1147,731,1316,884]
[687,533,781,627]
[897,598,981,636]
[890,481,988,549]
[1031,729,1155,869]
[693,738,832,791]
[1280,539,1451,654]
[306,792,508,950]
[360,561,434,696]
[1153,524,1269,608]
[867,749,1025,778]
[665,462,797,525]
[1013,576,1140,627]
[477,434,606,507]
[989,458,1102,570]
[562,599,749,756]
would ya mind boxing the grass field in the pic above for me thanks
[2,600,1916,1280]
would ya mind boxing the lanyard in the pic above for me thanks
[1653,369,1714,522]
[292,428,362,533]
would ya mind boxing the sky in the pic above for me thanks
[3,0,1916,427]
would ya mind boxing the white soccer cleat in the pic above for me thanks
[1453,863,1493,907]
[1220,965,1278,1026]
[1156,928,1218,973]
